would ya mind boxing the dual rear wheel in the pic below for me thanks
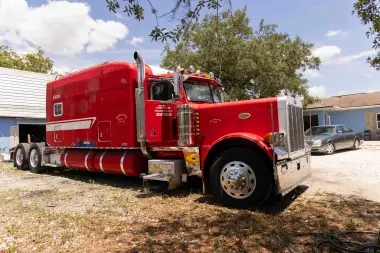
[14,143,45,173]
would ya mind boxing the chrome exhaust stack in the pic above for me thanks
[134,51,151,158]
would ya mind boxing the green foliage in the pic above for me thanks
[106,0,230,42]
[161,9,320,105]
[353,0,380,70]
[0,45,56,74]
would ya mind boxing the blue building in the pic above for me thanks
[0,67,55,159]
[304,91,380,140]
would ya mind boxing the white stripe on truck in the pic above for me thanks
[46,117,96,132]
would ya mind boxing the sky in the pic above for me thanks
[0,0,379,98]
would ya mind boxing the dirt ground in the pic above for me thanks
[0,148,379,253]
[306,148,380,202]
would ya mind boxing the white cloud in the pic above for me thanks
[129,37,144,47]
[309,85,326,98]
[0,0,128,55]
[87,20,128,53]
[312,46,342,62]
[337,49,377,63]
[325,29,349,37]
[303,69,320,78]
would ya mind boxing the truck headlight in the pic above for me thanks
[264,132,285,146]
[313,140,322,147]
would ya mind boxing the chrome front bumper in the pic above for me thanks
[274,153,311,196]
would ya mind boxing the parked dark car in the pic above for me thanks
[305,125,363,155]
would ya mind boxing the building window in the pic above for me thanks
[377,113,380,129]
[54,103,63,116]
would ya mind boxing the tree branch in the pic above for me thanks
[147,0,159,26]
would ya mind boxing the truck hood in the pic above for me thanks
[194,98,280,140]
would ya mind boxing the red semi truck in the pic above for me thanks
[14,52,311,207]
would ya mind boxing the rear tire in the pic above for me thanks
[14,144,30,170]
[209,148,272,208]
[28,143,45,173]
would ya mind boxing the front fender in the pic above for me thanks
[202,132,273,169]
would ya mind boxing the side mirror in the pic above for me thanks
[337,130,343,134]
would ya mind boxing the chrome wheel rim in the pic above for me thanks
[220,161,256,199]
[355,140,359,149]
[30,149,38,168]
[326,143,334,154]
[15,148,23,166]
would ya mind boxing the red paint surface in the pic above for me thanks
[46,62,153,148]
[193,98,279,170]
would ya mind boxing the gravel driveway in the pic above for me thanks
[305,148,380,202]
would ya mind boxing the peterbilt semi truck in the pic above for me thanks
[13,52,311,207]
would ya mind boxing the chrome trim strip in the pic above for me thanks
[152,147,199,152]
[120,151,128,175]
[99,150,106,173]
[64,149,70,168]
[84,150,92,171]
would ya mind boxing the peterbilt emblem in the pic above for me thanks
[238,113,251,119]
[210,118,221,123]
[116,113,128,123]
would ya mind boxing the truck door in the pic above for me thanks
[145,80,177,144]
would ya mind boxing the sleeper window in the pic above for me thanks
[54,103,63,116]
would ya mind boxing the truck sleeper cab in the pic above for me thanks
[13,52,311,208]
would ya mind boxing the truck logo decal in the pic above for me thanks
[210,119,221,124]
[155,105,172,117]
[116,113,128,123]
[238,113,251,119]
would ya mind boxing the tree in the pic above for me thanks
[106,0,230,42]
[0,45,56,74]
[353,0,380,70]
[161,9,320,106]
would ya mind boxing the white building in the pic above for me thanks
[0,67,55,158]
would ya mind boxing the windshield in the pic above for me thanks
[183,80,222,103]
[305,126,335,135]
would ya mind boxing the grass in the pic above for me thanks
[0,166,379,252]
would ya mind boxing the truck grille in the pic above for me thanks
[288,105,305,152]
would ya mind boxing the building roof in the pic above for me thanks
[307,91,380,110]
[0,67,56,119]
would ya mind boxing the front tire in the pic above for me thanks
[325,142,335,155]
[209,148,272,208]
[14,144,30,170]
[28,144,45,173]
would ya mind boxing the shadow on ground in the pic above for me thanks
[45,168,143,190]
[125,192,380,253]
[44,167,308,214]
